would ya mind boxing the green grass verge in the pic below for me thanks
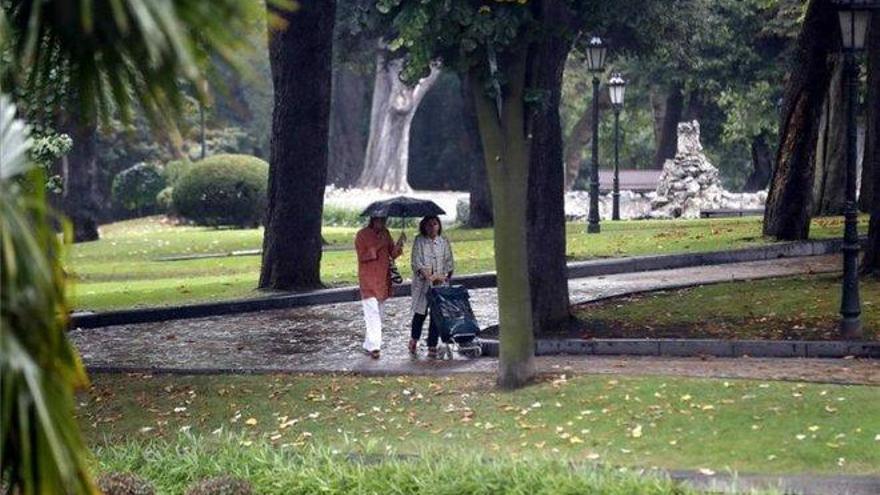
[68,215,861,312]
[95,439,704,495]
[79,373,880,476]
[574,274,879,340]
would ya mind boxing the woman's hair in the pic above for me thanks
[418,215,442,236]
[368,216,386,229]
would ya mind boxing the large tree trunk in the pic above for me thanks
[743,133,773,192]
[259,0,335,291]
[861,11,880,274]
[60,112,100,243]
[562,88,610,190]
[357,48,440,191]
[652,82,685,169]
[470,53,534,389]
[811,54,848,216]
[525,0,572,336]
[861,15,880,215]
[763,0,836,240]
[328,65,372,188]
[462,76,493,228]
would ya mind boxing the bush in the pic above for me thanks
[172,154,268,227]
[112,162,167,214]
[96,472,155,495]
[322,206,362,227]
[163,159,192,188]
[155,186,175,214]
[185,475,253,495]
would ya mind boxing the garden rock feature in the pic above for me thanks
[649,121,766,219]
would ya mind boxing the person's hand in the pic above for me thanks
[396,232,407,246]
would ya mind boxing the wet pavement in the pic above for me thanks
[70,255,880,384]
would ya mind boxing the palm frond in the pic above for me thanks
[1,94,97,495]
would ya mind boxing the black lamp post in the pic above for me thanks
[608,73,626,221]
[834,0,877,338]
[585,36,607,234]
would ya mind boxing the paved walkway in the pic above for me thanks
[69,254,880,384]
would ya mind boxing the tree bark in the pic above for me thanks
[259,0,335,291]
[743,133,773,192]
[652,82,685,169]
[60,112,100,243]
[470,52,534,389]
[763,0,836,240]
[525,0,573,336]
[562,90,610,190]
[861,11,880,274]
[328,65,372,188]
[861,12,880,215]
[461,76,493,228]
[811,54,847,216]
[357,47,440,191]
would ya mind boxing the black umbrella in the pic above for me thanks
[360,196,446,219]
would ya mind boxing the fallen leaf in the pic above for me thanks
[698,468,715,476]
[631,424,643,438]
[245,418,258,426]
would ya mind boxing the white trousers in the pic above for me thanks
[361,297,385,352]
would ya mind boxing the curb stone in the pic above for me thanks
[71,238,852,329]
[478,338,880,359]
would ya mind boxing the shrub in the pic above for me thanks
[322,205,362,227]
[172,154,268,227]
[112,162,167,214]
[155,186,175,214]
[96,472,155,495]
[185,475,253,495]
[163,159,192,188]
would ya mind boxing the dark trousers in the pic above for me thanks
[411,311,445,348]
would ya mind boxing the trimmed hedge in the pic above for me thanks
[172,154,268,228]
[111,162,166,213]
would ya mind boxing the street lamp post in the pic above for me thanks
[834,0,877,338]
[585,36,607,234]
[608,73,626,221]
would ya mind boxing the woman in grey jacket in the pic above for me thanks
[408,215,454,358]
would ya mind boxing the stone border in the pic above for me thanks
[478,339,880,359]
[70,238,849,329]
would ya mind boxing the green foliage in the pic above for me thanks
[95,435,697,494]
[172,154,268,228]
[322,206,363,227]
[0,95,97,494]
[182,127,259,161]
[155,187,175,214]
[718,81,779,146]
[163,159,193,188]
[1,0,263,129]
[112,163,167,214]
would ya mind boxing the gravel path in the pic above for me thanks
[71,254,880,384]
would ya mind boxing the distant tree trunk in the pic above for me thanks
[763,0,836,240]
[259,0,335,291]
[743,133,773,192]
[462,76,493,227]
[60,112,100,243]
[525,0,573,336]
[861,11,880,274]
[357,47,440,191]
[328,65,372,187]
[811,54,847,216]
[562,89,609,190]
[652,82,684,169]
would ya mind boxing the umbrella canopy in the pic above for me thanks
[360,196,446,218]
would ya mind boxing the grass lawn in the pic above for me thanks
[573,274,880,340]
[68,215,861,312]
[80,373,880,476]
